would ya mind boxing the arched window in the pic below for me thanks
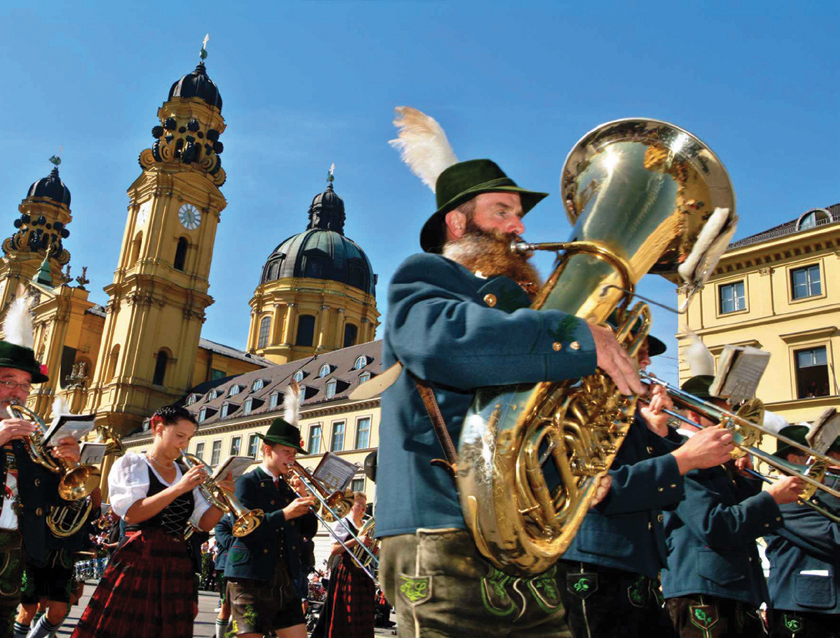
[295,315,315,347]
[208,388,218,400]
[129,232,142,265]
[354,355,367,370]
[152,350,168,386]
[257,316,271,349]
[344,324,358,348]
[797,208,831,231]
[293,370,305,383]
[228,385,242,397]
[251,379,264,392]
[186,394,198,406]
[107,345,120,380]
[174,237,188,271]
[318,364,331,378]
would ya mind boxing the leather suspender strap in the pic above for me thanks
[409,371,459,481]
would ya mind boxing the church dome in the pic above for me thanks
[27,167,70,206]
[260,181,376,297]
[168,62,223,112]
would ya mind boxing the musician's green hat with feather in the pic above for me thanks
[0,296,48,383]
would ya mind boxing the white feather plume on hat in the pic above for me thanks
[3,296,35,350]
[684,328,716,377]
[283,379,300,427]
[389,106,458,192]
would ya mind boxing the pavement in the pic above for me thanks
[55,582,398,637]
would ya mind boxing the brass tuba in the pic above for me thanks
[46,496,93,538]
[7,402,100,501]
[457,119,737,577]
[350,516,379,570]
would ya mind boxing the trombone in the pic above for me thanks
[286,461,353,522]
[281,464,379,582]
[640,372,840,519]
[6,402,99,501]
[179,452,264,537]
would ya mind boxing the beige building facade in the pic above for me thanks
[678,205,840,424]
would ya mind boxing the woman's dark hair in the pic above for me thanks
[150,405,198,428]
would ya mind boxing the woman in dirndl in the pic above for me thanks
[71,405,230,638]
[321,492,376,638]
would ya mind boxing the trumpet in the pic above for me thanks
[6,402,99,501]
[641,373,840,512]
[286,461,352,522]
[179,452,263,537]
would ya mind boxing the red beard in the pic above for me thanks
[442,227,543,300]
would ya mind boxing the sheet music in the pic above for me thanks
[211,455,257,482]
[709,346,770,405]
[807,408,840,454]
[79,442,106,465]
[312,452,357,492]
[42,414,96,447]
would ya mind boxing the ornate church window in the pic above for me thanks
[258,316,271,349]
[296,315,315,347]
[174,237,188,271]
[152,350,168,386]
[344,324,358,348]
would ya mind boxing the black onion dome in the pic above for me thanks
[27,167,71,206]
[168,62,222,112]
[307,183,346,233]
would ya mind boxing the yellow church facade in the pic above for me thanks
[678,205,840,424]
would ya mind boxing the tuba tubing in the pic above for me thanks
[456,118,737,577]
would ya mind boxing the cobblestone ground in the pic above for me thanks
[56,582,398,637]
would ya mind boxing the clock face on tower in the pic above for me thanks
[178,203,201,230]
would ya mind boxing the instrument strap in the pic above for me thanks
[408,370,459,481]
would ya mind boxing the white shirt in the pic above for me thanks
[108,452,210,528]
[0,447,18,530]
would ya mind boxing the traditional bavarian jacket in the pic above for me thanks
[765,485,840,614]
[377,253,597,538]
[661,463,783,606]
[561,414,684,578]
[214,513,234,573]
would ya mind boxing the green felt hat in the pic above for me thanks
[420,159,548,253]
[681,375,716,401]
[0,341,48,383]
[774,424,810,459]
[259,417,306,454]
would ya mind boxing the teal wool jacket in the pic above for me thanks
[214,513,234,572]
[224,467,318,583]
[765,488,840,614]
[376,253,597,538]
[560,414,685,579]
[661,464,783,607]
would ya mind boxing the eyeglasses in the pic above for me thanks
[0,380,32,393]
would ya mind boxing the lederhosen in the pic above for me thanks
[71,464,196,638]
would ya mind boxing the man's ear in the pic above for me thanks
[444,209,466,242]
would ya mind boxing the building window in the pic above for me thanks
[243,398,253,415]
[795,347,831,399]
[194,442,205,460]
[229,385,242,397]
[326,380,337,399]
[186,394,198,406]
[210,440,222,466]
[359,372,370,384]
[174,237,188,271]
[331,421,345,451]
[719,281,745,314]
[296,315,315,347]
[293,370,305,383]
[198,408,207,423]
[344,324,358,348]
[251,379,264,391]
[318,364,331,378]
[230,436,241,456]
[220,403,232,418]
[211,369,225,381]
[791,264,822,300]
[257,316,271,349]
[269,392,279,410]
[299,386,306,406]
[248,434,259,458]
[351,477,365,494]
[208,389,218,400]
[152,350,168,386]
[355,417,371,449]
[308,425,322,455]
[354,355,367,370]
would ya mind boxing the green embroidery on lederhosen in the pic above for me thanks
[689,604,719,638]
[398,574,432,606]
[0,547,21,599]
[224,619,238,638]
[573,577,592,594]
[783,613,803,634]
[627,576,645,608]
[480,566,517,616]
[526,565,562,613]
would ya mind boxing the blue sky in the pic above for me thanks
[0,1,837,385]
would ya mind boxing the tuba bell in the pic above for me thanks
[457,118,737,577]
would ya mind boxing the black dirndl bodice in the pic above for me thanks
[124,461,194,537]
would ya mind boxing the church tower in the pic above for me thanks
[86,47,228,435]
[0,157,72,306]
[247,170,379,364]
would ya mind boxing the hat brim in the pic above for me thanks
[258,433,307,454]
[420,186,548,253]
[0,360,48,384]
[647,335,666,357]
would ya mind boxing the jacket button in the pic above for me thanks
[34,478,41,487]
[647,522,652,530]
[292,545,297,550]
[646,446,654,454]
[570,341,581,351]
[670,484,677,489]
[35,507,43,517]
[270,500,276,505]
[657,514,663,523]
[263,548,269,554]
[657,487,664,493]
[483,294,497,307]
[552,342,562,351]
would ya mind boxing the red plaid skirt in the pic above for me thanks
[326,555,376,638]
[70,529,196,638]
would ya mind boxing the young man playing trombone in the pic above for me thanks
[224,416,317,638]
